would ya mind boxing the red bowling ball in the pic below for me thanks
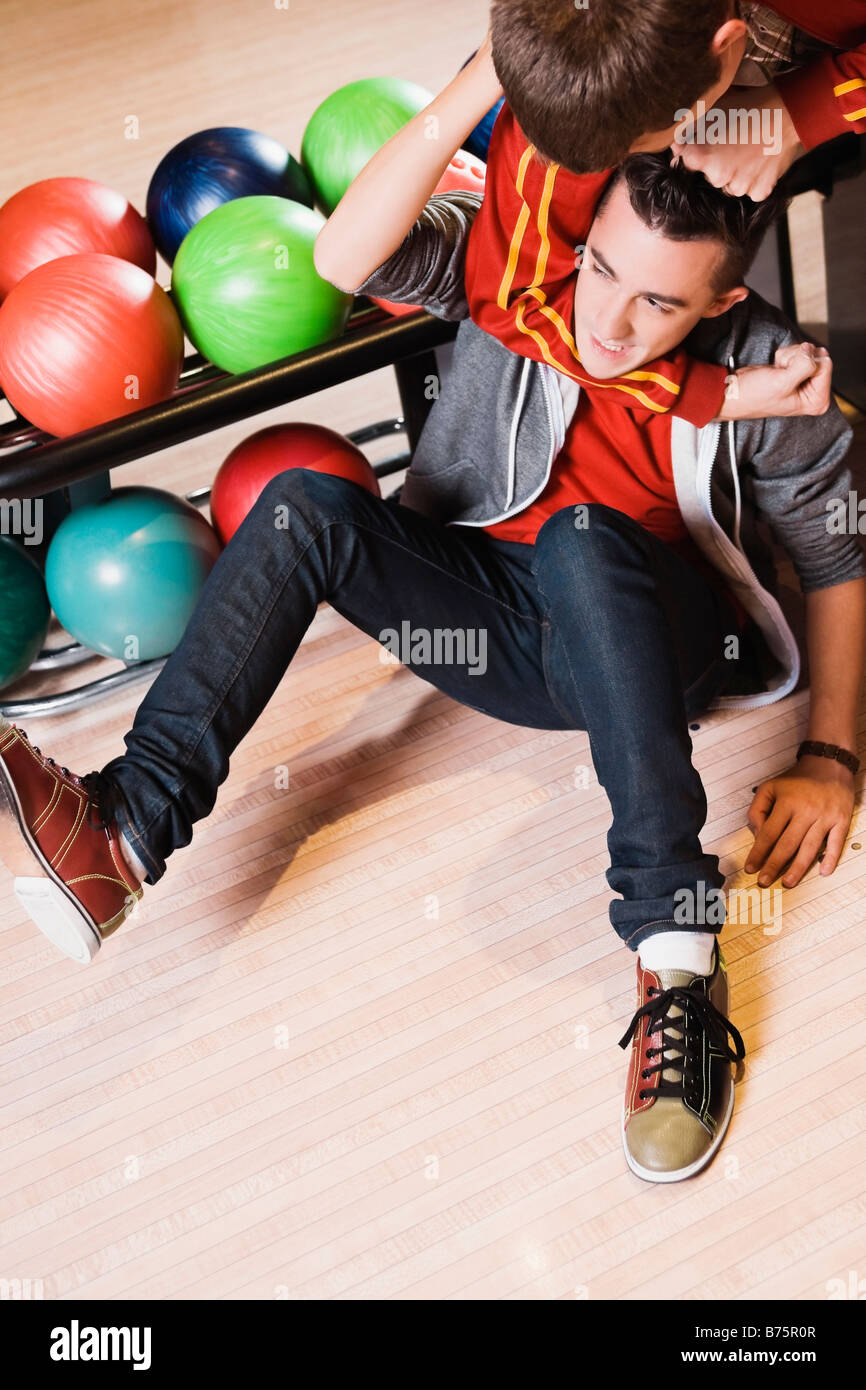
[210,423,381,544]
[0,253,184,437]
[0,177,155,301]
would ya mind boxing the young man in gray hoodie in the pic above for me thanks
[0,44,863,1183]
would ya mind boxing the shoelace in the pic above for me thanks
[618,984,746,1101]
[15,728,115,833]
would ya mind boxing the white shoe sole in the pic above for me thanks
[620,1079,736,1183]
[14,876,101,963]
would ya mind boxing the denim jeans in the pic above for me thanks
[102,468,743,952]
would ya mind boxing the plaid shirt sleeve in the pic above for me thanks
[739,2,866,147]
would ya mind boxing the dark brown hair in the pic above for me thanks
[595,151,788,292]
[491,0,734,172]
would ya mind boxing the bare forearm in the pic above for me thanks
[313,37,502,293]
[804,577,866,748]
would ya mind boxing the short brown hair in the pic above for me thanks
[491,0,733,172]
[596,151,788,292]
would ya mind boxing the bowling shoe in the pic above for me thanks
[618,941,746,1182]
[0,715,142,963]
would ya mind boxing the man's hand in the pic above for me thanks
[744,757,855,887]
[716,343,833,422]
[671,85,804,201]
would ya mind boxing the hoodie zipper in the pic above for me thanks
[692,417,801,709]
[504,357,532,510]
[453,361,564,528]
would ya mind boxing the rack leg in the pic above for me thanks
[393,351,440,453]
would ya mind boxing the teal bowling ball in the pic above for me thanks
[45,487,222,661]
[0,537,51,690]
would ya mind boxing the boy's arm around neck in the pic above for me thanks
[313,36,502,295]
[352,190,484,321]
[701,293,866,599]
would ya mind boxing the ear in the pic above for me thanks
[701,285,749,319]
[711,17,748,57]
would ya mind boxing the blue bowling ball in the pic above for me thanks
[459,54,506,161]
[146,126,314,263]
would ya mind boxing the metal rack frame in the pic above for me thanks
[0,302,458,717]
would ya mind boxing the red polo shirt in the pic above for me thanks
[464,0,866,424]
[463,104,730,427]
[772,1,866,148]
[484,386,749,630]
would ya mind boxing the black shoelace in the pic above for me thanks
[16,729,116,833]
[618,984,746,1101]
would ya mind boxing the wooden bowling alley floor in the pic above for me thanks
[2,0,866,1303]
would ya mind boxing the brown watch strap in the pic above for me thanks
[797,740,860,775]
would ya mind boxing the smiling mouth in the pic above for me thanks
[590,331,631,356]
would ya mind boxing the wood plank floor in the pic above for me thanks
[1,0,865,1301]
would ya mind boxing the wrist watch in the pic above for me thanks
[796,740,860,775]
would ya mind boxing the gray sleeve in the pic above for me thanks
[700,294,866,595]
[352,189,483,323]
[739,404,866,594]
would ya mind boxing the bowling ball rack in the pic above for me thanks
[0,299,458,717]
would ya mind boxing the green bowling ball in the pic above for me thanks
[171,195,352,374]
[44,487,222,662]
[301,76,434,215]
[0,537,50,690]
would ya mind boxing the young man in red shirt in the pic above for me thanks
[469,2,866,421]
[1,45,863,1183]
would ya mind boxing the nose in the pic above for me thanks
[593,294,632,344]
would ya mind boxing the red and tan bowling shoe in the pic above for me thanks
[618,942,746,1182]
[0,714,142,963]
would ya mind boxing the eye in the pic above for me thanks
[591,260,610,279]
[645,297,672,315]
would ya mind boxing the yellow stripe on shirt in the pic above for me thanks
[514,302,669,411]
[528,289,682,396]
[499,144,683,405]
[834,77,866,96]
[530,162,558,289]
[497,144,537,310]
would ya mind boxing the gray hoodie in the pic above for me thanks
[355,190,866,711]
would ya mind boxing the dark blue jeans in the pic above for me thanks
[102,469,743,952]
